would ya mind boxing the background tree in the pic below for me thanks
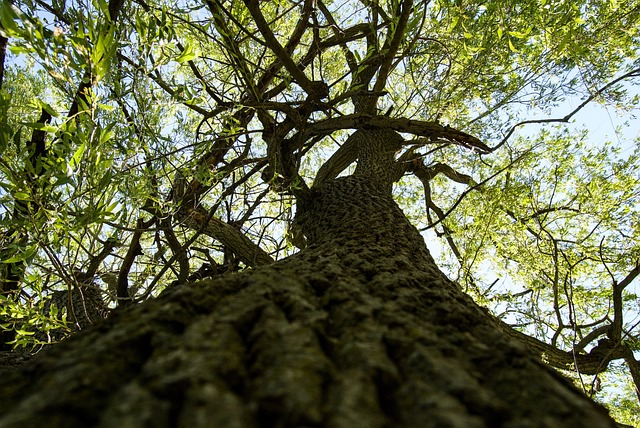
[0,0,639,425]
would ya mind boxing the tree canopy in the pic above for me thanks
[0,0,639,424]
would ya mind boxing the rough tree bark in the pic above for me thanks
[0,130,616,427]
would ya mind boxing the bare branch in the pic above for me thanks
[494,66,640,151]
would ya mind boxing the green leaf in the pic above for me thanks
[20,122,56,132]
[9,45,34,54]
[13,191,30,201]
[0,2,20,37]
[70,143,86,169]
[176,43,198,63]
[38,100,59,117]
[53,176,75,187]
[2,245,38,263]
[508,30,530,39]
[99,127,115,145]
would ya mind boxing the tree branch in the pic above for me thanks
[179,207,274,268]
[0,35,7,91]
[494,66,640,151]
[371,0,413,95]
[117,217,156,306]
[68,0,126,117]
[314,132,360,185]
[255,0,317,93]
[206,0,260,100]
[498,320,625,375]
[622,347,640,403]
[243,0,328,98]
[611,262,640,341]
[304,114,490,153]
[162,220,190,283]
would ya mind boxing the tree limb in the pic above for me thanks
[611,262,640,341]
[117,217,156,306]
[178,207,274,268]
[243,0,328,98]
[498,320,626,375]
[0,35,7,91]
[494,66,640,151]
[304,114,490,153]
[68,0,126,117]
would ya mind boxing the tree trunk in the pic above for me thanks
[0,135,615,427]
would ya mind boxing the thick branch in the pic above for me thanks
[243,0,328,98]
[81,238,119,282]
[304,114,490,153]
[371,0,413,95]
[162,221,190,283]
[314,133,360,185]
[622,348,640,403]
[117,217,155,306]
[255,0,316,93]
[181,207,273,267]
[499,320,626,375]
[611,262,640,341]
[27,110,51,180]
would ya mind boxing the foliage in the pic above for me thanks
[0,0,639,422]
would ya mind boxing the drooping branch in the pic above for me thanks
[411,162,477,186]
[420,149,533,231]
[403,157,479,289]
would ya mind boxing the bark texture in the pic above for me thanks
[0,132,616,427]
